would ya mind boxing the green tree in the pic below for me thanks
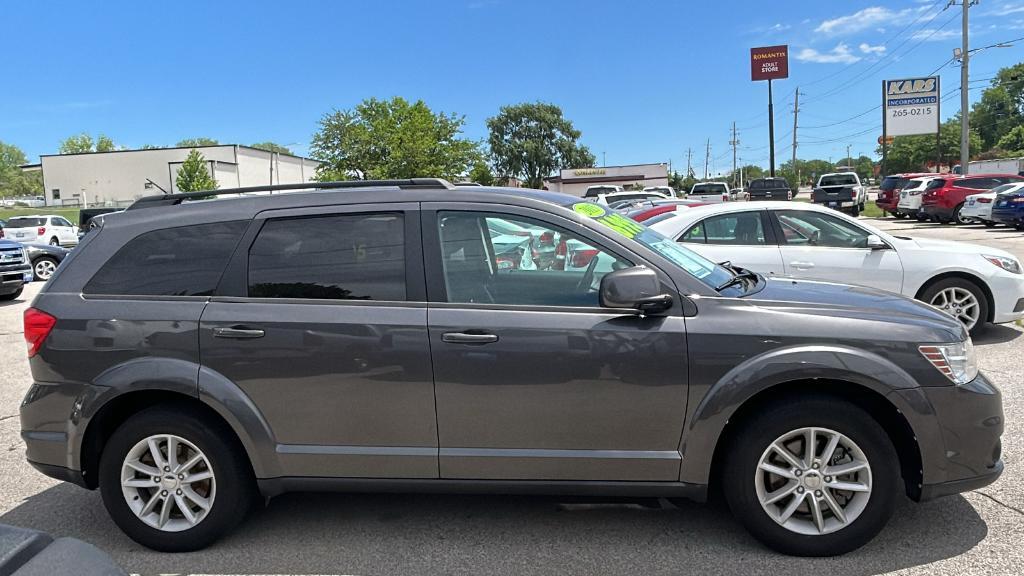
[311,97,479,181]
[96,134,116,152]
[879,116,980,173]
[468,160,495,185]
[59,133,117,154]
[0,141,41,198]
[175,149,219,192]
[970,62,1024,150]
[487,102,595,189]
[996,125,1024,154]
[250,141,294,155]
[176,137,219,147]
[140,144,165,150]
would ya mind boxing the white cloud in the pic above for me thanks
[859,43,886,54]
[990,2,1024,16]
[911,28,959,41]
[815,6,920,35]
[794,43,861,64]
[769,23,791,32]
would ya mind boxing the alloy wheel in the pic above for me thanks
[121,434,216,532]
[34,259,56,281]
[755,427,872,536]
[929,286,980,330]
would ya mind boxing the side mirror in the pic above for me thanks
[866,234,886,250]
[599,266,673,315]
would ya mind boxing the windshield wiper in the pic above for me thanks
[716,268,760,292]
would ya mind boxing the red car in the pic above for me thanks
[626,200,708,222]
[921,174,1024,224]
[876,173,932,217]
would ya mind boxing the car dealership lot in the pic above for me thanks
[1,218,1022,574]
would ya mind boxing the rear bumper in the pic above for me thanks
[991,209,1024,225]
[922,204,955,219]
[875,196,898,211]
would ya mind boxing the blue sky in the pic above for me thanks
[2,0,1023,176]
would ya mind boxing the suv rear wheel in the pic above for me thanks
[98,406,254,551]
[722,397,899,556]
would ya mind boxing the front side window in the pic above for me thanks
[701,212,766,245]
[248,213,405,301]
[85,221,247,296]
[438,212,631,307]
[776,210,870,248]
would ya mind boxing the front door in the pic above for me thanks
[771,209,904,293]
[422,205,689,481]
[200,204,439,478]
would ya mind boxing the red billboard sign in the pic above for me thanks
[751,45,789,81]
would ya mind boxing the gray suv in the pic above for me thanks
[20,179,1003,556]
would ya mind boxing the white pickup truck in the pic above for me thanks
[812,172,867,216]
[688,182,731,204]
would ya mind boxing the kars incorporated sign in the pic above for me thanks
[750,45,788,81]
[884,76,939,137]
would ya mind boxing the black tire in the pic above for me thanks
[952,204,967,225]
[49,236,59,246]
[0,288,22,301]
[1016,223,1024,231]
[722,397,900,557]
[849,204,860,217]
[919,277,989,337]
[915,214,928,222]
[893,212,907,220]
[983,220,996,228]
[98,405,255,552]
[32,256,58,282]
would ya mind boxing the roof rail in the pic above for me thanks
[126,178,455,211]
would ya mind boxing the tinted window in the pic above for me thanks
[8,217,46,227]
[925,179,945,190]
[248,213,405,301]
[777,211,870,248]
[701,212,766,245]
[820,175,858,186]
[54,217,73,227]
[438,212,631,307]
[692,184,728,194]
[962,178,994,189]
[85,221,246,296]
[880,176,908,191]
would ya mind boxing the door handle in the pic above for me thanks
[213,326,266,339]
[790,261,815,270]
[442,332,499,344]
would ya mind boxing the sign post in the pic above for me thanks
[751,45,789,177]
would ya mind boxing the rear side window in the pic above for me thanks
[84,221,247,296]
[248,213,405,301]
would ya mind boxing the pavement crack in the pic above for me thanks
[0,414,17,422]
[973,490,1024,516]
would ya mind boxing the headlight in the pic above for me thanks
[21,247,30,262]
[919,339,978,385]
[983,254,1022,274]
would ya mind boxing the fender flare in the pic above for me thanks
[677,344,937,485]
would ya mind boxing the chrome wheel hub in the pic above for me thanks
[755,427,872,536]
[121,434,216,532]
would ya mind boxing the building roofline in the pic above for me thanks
[39,144,319,162]
[559,162,668,173]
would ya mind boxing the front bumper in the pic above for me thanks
[892,373,1004,501]
[0,267,31,294]
[987,270,1024,324]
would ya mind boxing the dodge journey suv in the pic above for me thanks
[21,179,1003,556]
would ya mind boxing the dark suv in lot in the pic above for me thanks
[21,180,1003,556]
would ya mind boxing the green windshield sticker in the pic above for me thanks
[572,202,646,239]
[573,203,607,218]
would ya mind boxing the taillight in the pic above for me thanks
[1011,197,1024,204]
[722,194,729,202]
[0,228,4,238]
[24,308,56,358]
[569,248,598,268]
[553,239,567,270]
[38,227,46,236]
[978,198,992,204]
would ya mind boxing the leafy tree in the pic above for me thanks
[250,141,294,155]
[970,62,1024,150]
[140,144,165,150]
[59,133,117,154]
[0,141,41,198]
[878,115,980,173]
[996,125,1024,154]
[175,149,219,192]
[311,97,479,181]
[487,102,595,189]
[468,160,495,185]
[176,137,219,147]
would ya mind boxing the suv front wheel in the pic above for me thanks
[98,406,254,551]
[722,397,899,556]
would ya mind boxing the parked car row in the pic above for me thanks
[876,172,1024,226]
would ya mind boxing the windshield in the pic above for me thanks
[570,202,734,290]
[692,184,728,194]
[7,217,46,227]
[819,175,857,186]
[880,176,907,191]
[990,183,1019,195]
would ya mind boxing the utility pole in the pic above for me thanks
[791,88,800,184]
[959,0,973,175]
[730,122,739,188]
[704,139,711,180]
[686,148,692,178]
[602,151,607,167]
[846,144,852,168]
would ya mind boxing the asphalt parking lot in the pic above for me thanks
[0,218,1021,575]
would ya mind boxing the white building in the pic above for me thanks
[543,163,669,197]
[39,145,321,207]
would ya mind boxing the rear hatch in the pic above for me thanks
[3,217,47,242]
[689,184,730,203]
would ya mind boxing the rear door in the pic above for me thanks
[200,203,439,479]
[422,203,689,481]
[772,209,904,293]
[674,209,784,276]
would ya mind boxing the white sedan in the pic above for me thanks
[962,182,1024,227]
[649,201,1024,334]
